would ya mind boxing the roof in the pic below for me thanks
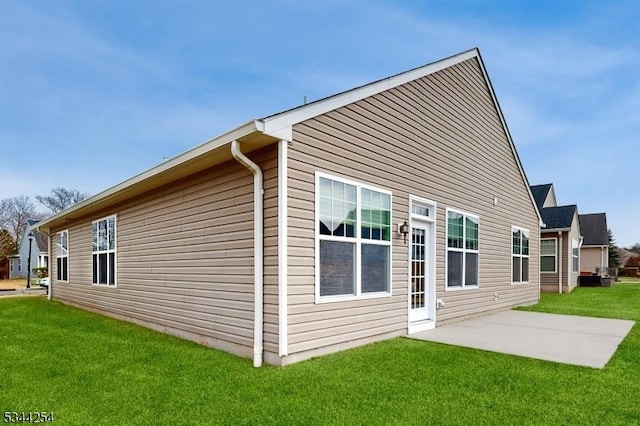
[530,184,553,210]
[579,213,608,246]
[27,220,49,252]
[36,47,542,233]
[540,205,577,230]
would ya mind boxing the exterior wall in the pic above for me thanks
[50,146,279,361]
[283,57,540,364]
[566,214,581,293]
[581,246,608,274]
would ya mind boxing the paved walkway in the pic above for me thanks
[0,287,47,298]
[408,310,635,369]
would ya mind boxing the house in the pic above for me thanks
[578,213,609,275]
[35,48,542,366]
[530,184,581,293]
[9,220,49,279]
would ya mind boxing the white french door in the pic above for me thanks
[408,197,436,331]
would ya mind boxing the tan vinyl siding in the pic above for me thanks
[50,146,278,360]
[567,213,581,292]
[581,246,608,274]
[285,57,540,359]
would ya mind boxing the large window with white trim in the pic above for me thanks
[540,238,557,273]
[572,239,579,272]
[56,230,69,282]
[92,216,116,286]
[512,227,529,283]
[317,174,391,299]
[446,209,479,288]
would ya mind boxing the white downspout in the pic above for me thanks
[47,233,52,301]
[231,140,264,368]
[558,231,563,294]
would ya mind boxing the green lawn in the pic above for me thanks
[1,283,639,425]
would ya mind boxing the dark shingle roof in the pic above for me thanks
[541,205,577,230]
[27,219,49,252]
[530,184,552,210]
[579,213,608,246]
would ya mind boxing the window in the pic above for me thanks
[446,209,478,289]
[9,260,13,272]
[540,238,557,273]
[18,262,21,272]
[512,227,530,283]
[317,174,391,299]
[56,230,69,282]
[572,239,579,272]
[92,216,116,286]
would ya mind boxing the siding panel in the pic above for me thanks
[51,146,279,360]
[285,57,540,359]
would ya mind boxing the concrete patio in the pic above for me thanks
[408,310,635,369]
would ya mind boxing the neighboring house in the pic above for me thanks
[578,213,609,275]
[36,48,542,367]
[531,184,581,293]
[8,220,49,279]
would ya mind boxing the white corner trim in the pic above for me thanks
[278,140,288,357]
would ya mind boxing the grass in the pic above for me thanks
[1,283,639,425]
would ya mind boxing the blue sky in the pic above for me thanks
[1,0,638,247]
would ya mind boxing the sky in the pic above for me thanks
[1,0,639,247]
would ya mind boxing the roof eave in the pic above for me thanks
[36,120,274,233]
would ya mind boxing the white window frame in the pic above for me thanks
[511,226,530,284]
[540,238,557,273]
[9,259,13,272]
[18,261,22,272]
[92,215,117,287]
[572,238,579,273]
[56,230,69,282]
[315,171,392,303]
[445,208,479,290]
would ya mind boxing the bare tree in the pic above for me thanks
[0,196,43,246]
[36,187,89,215]
[0,228,16,259]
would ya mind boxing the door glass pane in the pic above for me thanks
[362,244,389,293]
[411,228,426,308]
[319,240,355,296]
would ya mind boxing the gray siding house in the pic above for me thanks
[36,48,542,366]
[9,219,49,279]
[531,184,582,293]
[578,213,609,275]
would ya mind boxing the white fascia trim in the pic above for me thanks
[36,120,262,231]
[277,140,288,357]
[231,140,264,368]
[262,49,480,139]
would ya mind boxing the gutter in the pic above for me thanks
[230,140,264,368]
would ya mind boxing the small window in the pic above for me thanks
[92,216,116,286]
[446,209,479,289]
[512,227,530,283]
[317,174,391,300]
[56,230,69,282]
[540,238,557,273]
[572,239,579,273]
